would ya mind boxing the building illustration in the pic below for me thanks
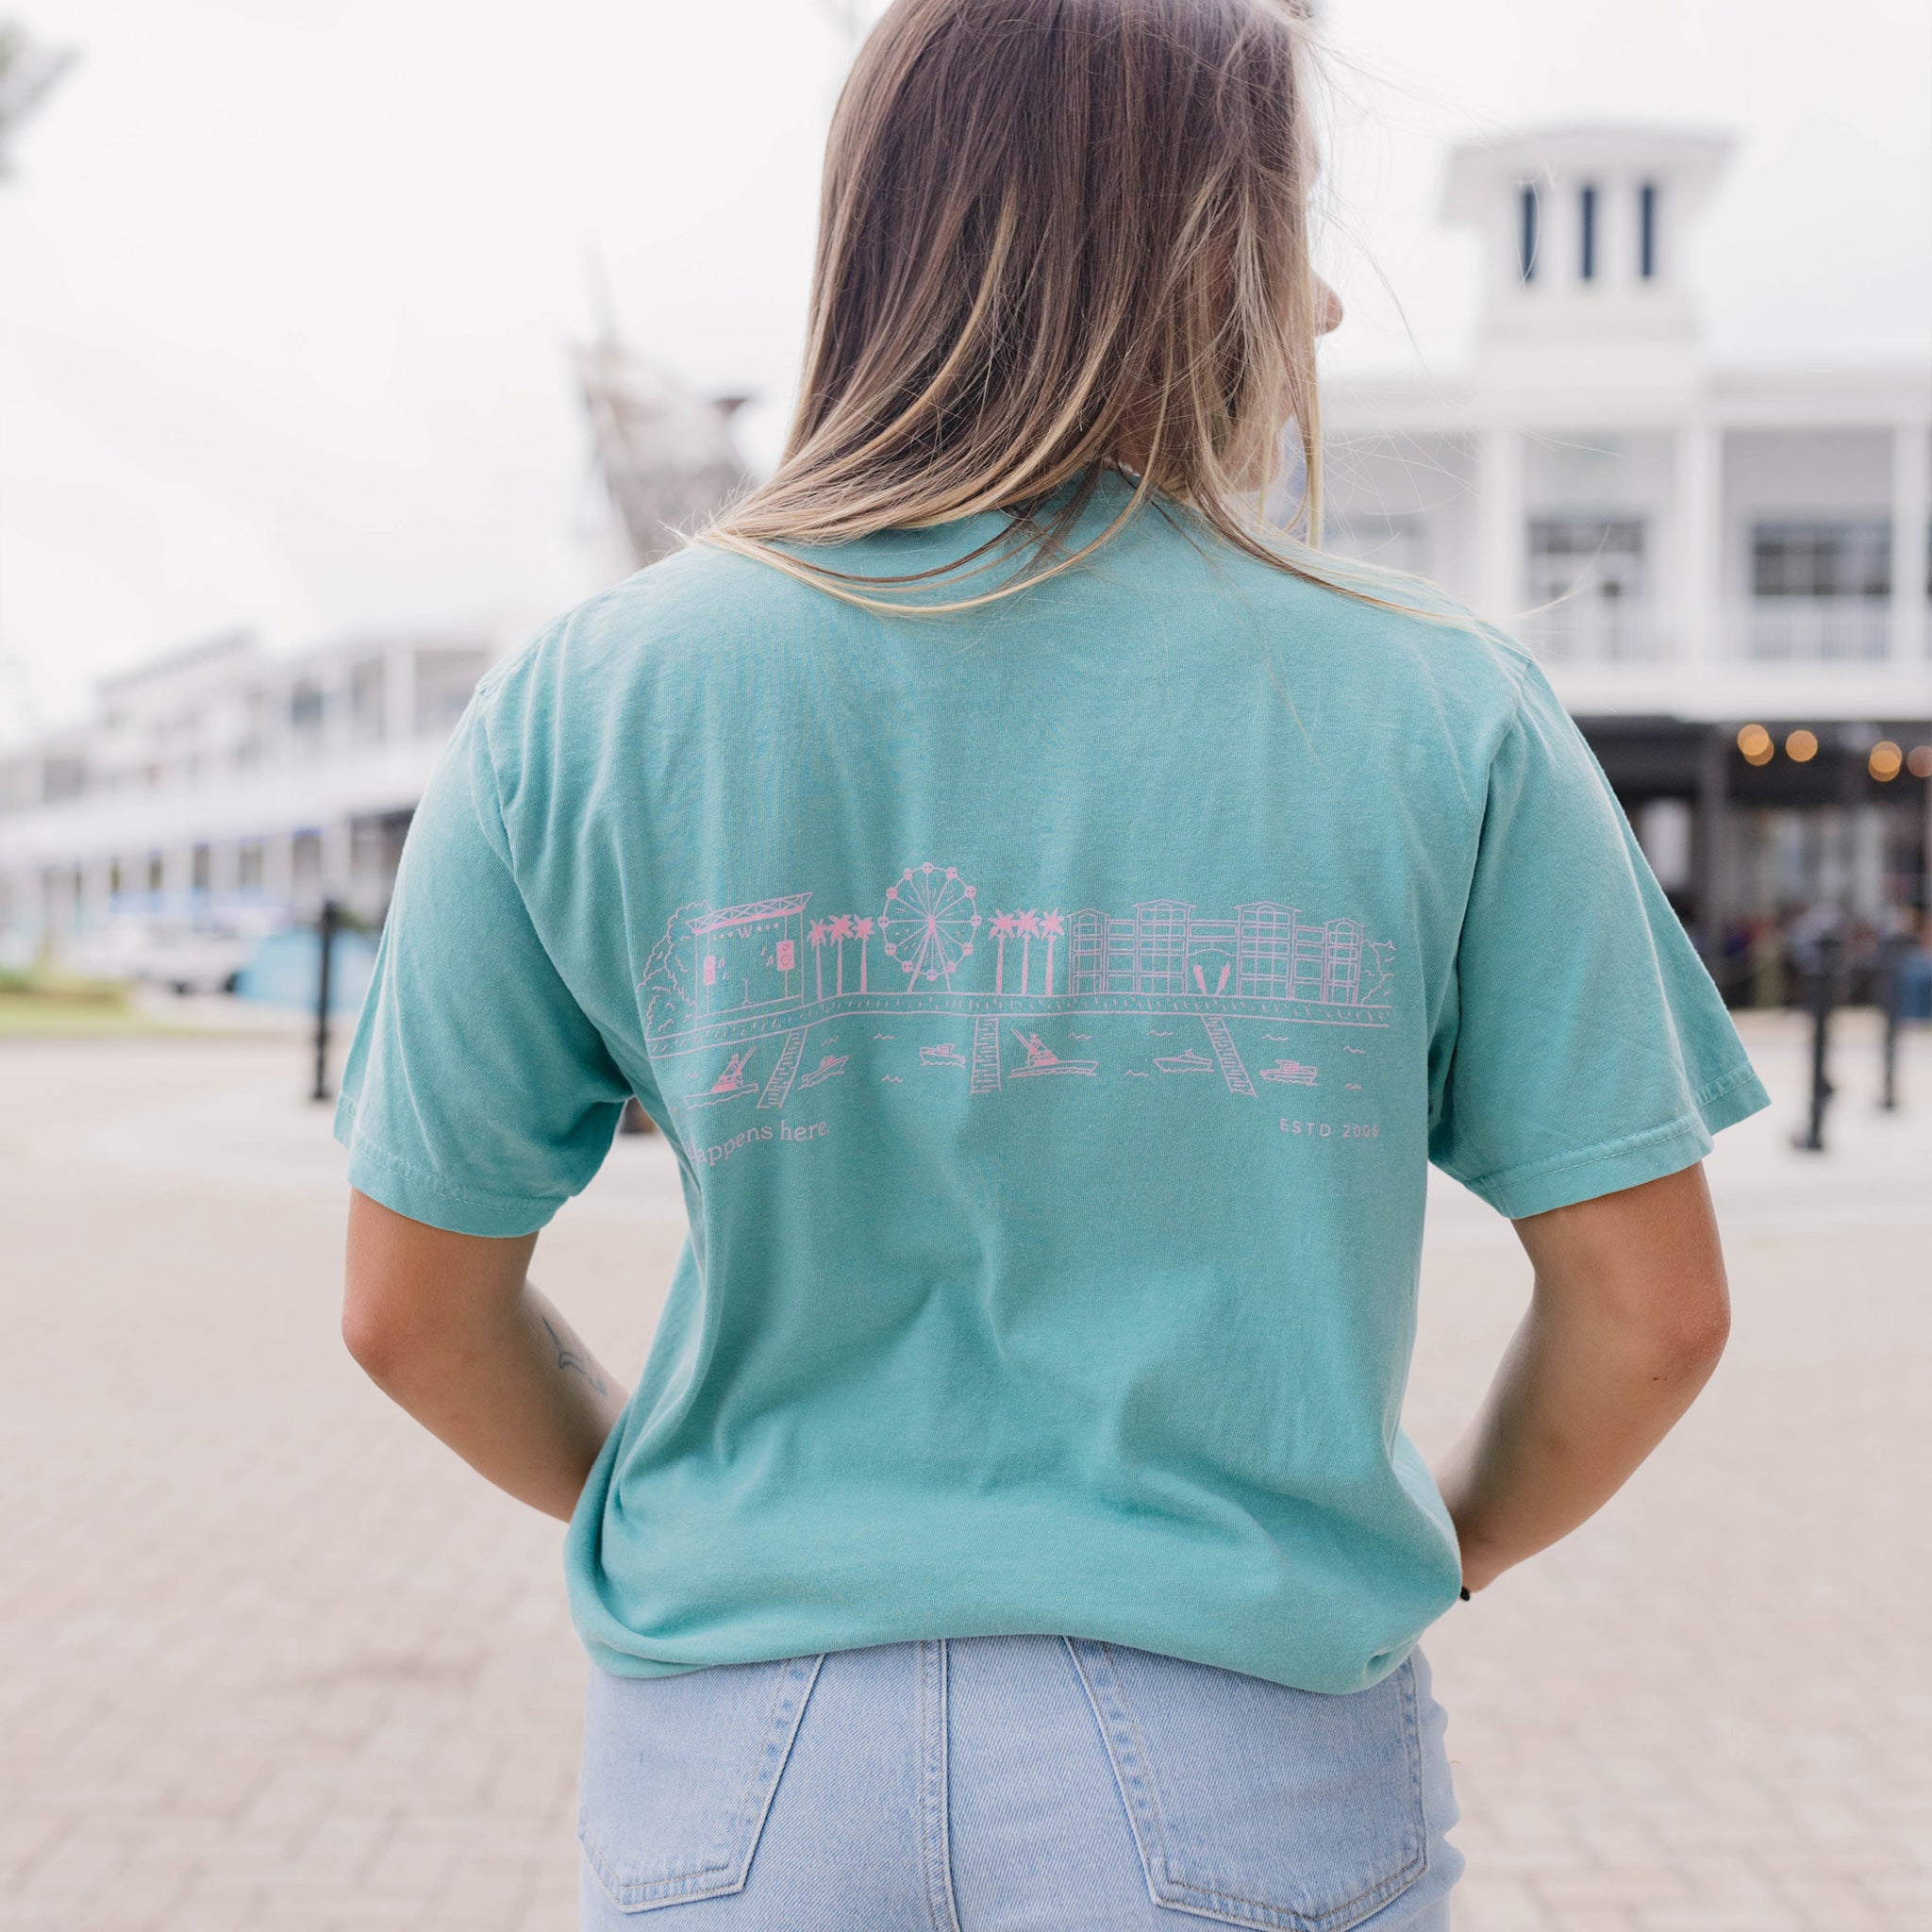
[640,862,1393,1113]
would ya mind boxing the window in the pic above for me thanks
[1519,185,1539,282]
[1639,182,1658,279]
[1747,522,1890,661]
[349,659,386,743]
[1527,519,1649,660]
[1579,184,1598,281]
[290,680,325,732]
[1751,523,1890,598]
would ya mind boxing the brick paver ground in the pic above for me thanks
[1,1011,1926,1930]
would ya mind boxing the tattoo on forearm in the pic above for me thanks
[541,1313,609,1395]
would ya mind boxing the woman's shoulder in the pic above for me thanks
[1188,527,1541,732]
[475,542,851,723]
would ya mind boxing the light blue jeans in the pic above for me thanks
[578,1636,1461,1930]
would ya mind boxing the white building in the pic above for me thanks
[1323,126,1931,976]
[0,322,754,971]
[0,630,491,957]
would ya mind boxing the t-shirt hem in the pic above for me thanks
[335,1101,563,1239]
[1457,1058,1770,1220]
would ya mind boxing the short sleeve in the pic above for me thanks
[334,695,631,1237]
[1428,659,1768,1219]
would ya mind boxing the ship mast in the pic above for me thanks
[575,254,753,571]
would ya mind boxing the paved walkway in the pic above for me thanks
[0,1012,1926,1930]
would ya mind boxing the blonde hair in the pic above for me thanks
[706,0,1385,614]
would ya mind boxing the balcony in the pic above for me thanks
[1733,598,1891,662]
[1523,598,1664,663]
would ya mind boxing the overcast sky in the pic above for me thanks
[1,0,1926,741]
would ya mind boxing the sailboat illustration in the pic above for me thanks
[1008,1031,1099,1078]
[1258,1058,1319,1087]
[797,1054,848,1090]
[687,1049,759,1108]
[1154,1047,1215,1074]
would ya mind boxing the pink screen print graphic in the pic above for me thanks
[637,862,1393,1114]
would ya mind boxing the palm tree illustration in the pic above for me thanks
[853,915,874,992]
[1017,909,1041,993]
[808,920,827,1001]
[830,913,854,994]
[1041,910,1063,996]
[991,911,1017,993]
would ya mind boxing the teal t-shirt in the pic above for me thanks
[336,478,1767,1695]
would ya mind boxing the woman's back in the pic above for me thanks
[340,475,1758,1696]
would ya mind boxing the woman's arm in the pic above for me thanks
[341,1191,629,1522]
[1435,1162,1731,1593]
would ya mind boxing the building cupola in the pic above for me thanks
[1445,126,1732,383]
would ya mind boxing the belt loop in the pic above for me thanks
[919,1641,962,1932]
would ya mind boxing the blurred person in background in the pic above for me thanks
[338,2,1766,1925]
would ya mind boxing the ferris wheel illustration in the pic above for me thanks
[879,864,981,986]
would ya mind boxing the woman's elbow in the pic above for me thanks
[341,1278,417,1383]
[1645,1275,1731,1385]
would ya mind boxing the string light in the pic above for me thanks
[1785,729,1818,763]
[1736,724,1773,765]
[1868,741,1903,781]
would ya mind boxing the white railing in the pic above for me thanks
[1522,600,1664,663]
[1733,598,1891,663]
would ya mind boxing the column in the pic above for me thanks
[1891,423,1929,663]
[1674,422,1724,670]
[1474,427,1525,625]
[383,646,416,744]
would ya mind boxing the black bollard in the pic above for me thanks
[1877,928,1906,1113]
[1794,925,1840,1153]
[312,899,340,1105]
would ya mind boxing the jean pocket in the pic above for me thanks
[577,1654,824,1913]
[1066,1640,1428,1932]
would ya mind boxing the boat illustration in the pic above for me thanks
[920,1043,968,1068]
[687,1049,759,1108]
[1155,1047,1215,1074]
[1008,1031,1099,1078]
[797,1054,848,1090]
[1258,1058,1319,1087]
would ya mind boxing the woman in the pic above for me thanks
[339,2,1766,1925]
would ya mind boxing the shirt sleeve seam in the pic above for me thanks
[1441,1101,1717,1200]
[338,1103,564,1220]
[1690,1059,1764,1110]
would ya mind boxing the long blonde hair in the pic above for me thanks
[706,0,1357,613]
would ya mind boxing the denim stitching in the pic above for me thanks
[918,1641,964,1932]
[579,1654,823,1910]
[1069,1641,1430,1932]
